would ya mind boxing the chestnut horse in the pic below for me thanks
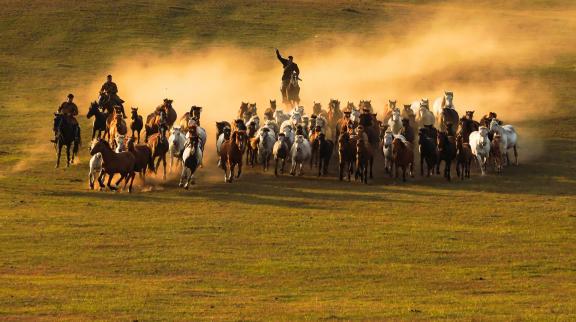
[392,138,414,182]
[219,130,248,183]
[90,139,136,192]
[147,127,169,180]
[109,113,128,149]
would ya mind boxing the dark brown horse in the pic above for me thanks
[338,132,357,181]
[308,125,322,168]
[130,107,143,143]
[147,127,169,180]
[219,130,248,183]
[87,101,107,140]
[355,138,373,184]
[90,139,136,192]
[418,128,438,177]
[53,113,80,168]
[437,131,457,181]
[456,134,473,180]
[127,137,154,184]
[392,138,414,182]
[286,72,300,107]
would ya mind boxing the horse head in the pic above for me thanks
[87,101,100,118]
[131,107,139,120]
[443,91,454,107]
[312,102,322,115]
[465,110,475,120]
[388,100,397,110]
[269,99,277,111]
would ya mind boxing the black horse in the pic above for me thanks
[87,101,108,140]
[418,128,438,177]
[130,107,143,143]
[437,131,456,181]
[53,113,81,168]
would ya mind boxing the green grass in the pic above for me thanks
[1,0,575,320]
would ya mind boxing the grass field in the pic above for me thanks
[1,0,575,320]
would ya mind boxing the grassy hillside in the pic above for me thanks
[0,0,575,320]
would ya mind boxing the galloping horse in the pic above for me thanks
[327,99,342,139]
[87,101,107,140]
[338,132,357,181]
[285,72,300,108]
[130,107,143,143]
[109,113,128,150]
[392,137,414,182]
[434,92,459,132]
[53,113,80,168]
[90,139,136,192]
[145,110,167,142]
[437,130,457,181]
[147,124,170,180]
[219,130,248,183]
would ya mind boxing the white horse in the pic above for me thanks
[274,109,289,126]
[290,134,311,176]
[257,128,276,171]
[281,124,295,149]
[388,109,403,135]
[433,91,456,121]
[246,115,260,131]
[381,130,395,175]
[289,105,305,117]
[350,108,361,124]
[88,152,102,190]
[415,99,435,127]
[489,118,518,165]
[178,137,203,189]
[114,134,126,153]
[168,126,187,173]
[469,126,491,175]
[263,119,279,136]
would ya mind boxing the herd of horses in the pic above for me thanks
[71,90,518,192]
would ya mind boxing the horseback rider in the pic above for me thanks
[275,48,300,103]
[52,93,79,143]
[100,74,126,118]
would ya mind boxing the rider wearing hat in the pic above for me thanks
[275,48,300,103]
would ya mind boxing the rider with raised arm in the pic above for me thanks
[275,48,300,103]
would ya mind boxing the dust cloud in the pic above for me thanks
[74,3,573,173]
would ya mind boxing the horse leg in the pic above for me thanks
[274,158,279,176]
[318,159,322,177]
[89,170,95,190]
[402,166,406,182]
[66,144,71,167]
[299,162,304,176]
[115,173,126,189]
[55,142,62,168]
[107,173,117,191]
[339,162,344,181]
[128,171,135,193]
[514,145,518,165]
[92,127,96,140]
[237,161,242,179]
[179,166,187,187]
[229,163,236,182]
[162,155,167,180]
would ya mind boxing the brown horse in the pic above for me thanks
[237,102,249,120]
[327,99,342,138]
[355,138,373,184]
[147,128,169,180]
[130,107,143,143]
[90,139,136,192]
[145,110,167,142]
[392,138,414,182]
[219,130,248,183]
[105,106,122,140]
[456,134,473,180]
[490,133,504,174]
[308,125,322,168]
[246,122,258,166]
[127,138,154,184]
[315,132,334,176]
[338,132,357,181]
[335,111,352,142]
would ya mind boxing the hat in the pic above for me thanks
[67,93,74,98]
